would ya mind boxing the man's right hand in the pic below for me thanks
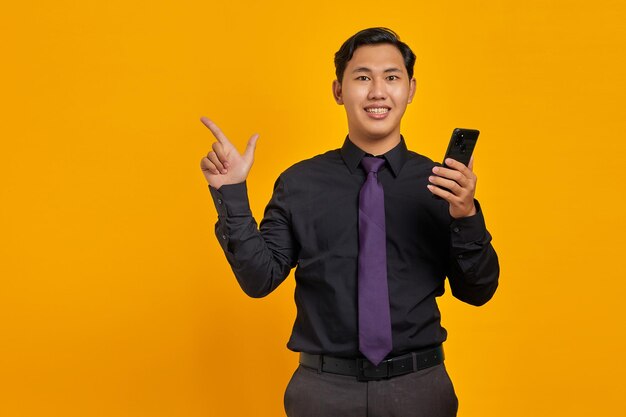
[199,117,259,190]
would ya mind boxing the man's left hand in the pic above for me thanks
[427,157,477,218]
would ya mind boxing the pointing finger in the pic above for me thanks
[200,117,232,146]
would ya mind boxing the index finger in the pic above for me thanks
[200,117,231,145]
[444,158,472,177]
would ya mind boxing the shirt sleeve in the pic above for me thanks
[208,177,298,298]
[445,199,500,306]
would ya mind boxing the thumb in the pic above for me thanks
[468,155,474,171]
[243,133,260,161]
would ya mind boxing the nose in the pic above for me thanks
[368,77,387,100]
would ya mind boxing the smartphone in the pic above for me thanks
[442,128,479,168]
[432,128,480,197]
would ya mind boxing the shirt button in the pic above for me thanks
[217,199,223,205]
[221,234,227,240]
[453,227,460,233]
[458,254,464,259]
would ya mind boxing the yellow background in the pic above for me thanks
[2,1,625,416]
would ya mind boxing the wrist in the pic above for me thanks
[451,203,477,219]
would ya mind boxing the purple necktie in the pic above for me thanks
[358,156,392,366]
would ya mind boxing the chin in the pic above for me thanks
[362,124,397,140]
[358,130,395,142]
[349,114,400,141]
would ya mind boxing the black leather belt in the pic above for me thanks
[299,345,444,381]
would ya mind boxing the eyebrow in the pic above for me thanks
[351,67,403,74]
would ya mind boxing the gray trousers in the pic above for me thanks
[284,362,458,417]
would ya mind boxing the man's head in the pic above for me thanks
[334,27,416,85]
[332,28,417,151]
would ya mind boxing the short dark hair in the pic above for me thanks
[334,27,416,83]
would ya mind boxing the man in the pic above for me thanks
[199,27,499,417]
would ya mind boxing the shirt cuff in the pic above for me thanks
[208,182,252,217]
[449,199,487,242]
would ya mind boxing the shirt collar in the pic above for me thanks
[340,135,409,177]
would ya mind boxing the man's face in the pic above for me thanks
[333,43,416,144]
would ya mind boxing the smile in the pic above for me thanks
[364,107,390,114]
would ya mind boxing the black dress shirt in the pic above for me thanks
[208,136,499,358]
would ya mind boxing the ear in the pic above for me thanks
[407,78,417,104]
[332,80,344,105]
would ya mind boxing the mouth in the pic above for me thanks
[364,106,391,119]
[364,107,390,114]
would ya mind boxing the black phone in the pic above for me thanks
[432,128,480,198]
[442,128,479,168]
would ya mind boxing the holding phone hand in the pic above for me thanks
[427,156,477,219]
[199,117,259,190]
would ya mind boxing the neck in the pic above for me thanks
[348,131,401,156]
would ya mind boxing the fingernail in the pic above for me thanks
[432,167,439,173]
[429,176,435,182]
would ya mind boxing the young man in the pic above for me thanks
[200,28,499,417]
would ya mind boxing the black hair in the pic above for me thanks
[334,27,416,84]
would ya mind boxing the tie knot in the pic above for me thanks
[361,156,385,173]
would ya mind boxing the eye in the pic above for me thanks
[387,75,400,81]
[356,75,370,81]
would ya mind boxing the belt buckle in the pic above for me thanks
[356,358,390,381]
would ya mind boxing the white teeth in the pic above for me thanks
[365,108,389,114]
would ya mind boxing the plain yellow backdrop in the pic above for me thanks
[2,1,625,416]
